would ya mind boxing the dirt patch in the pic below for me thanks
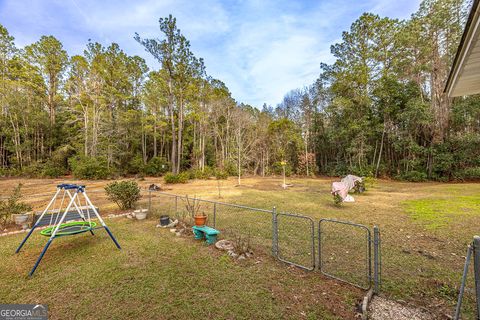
[369,296,433,320]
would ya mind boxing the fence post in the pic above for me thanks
[213,203,217,228]
[373,226,381,294]
[455,244,473,320]
[148,190,152,213]
[272,207,277,257]
[175,196,178,215]
[474,236,480,319]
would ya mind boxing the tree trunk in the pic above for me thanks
[375,123,386,178]
[168,78,177,174]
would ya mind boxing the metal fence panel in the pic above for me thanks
[276,212,315,271]
[319,219,372,290]
[150,192,274,253]
[213,202,273,253]
[147,192,177,219]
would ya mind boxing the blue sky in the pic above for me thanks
[0,0,420,107]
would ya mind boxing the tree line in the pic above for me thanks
[1,0,479,182]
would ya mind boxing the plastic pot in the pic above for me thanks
[160,215,170,226]
[134,209,148,220]
[194,215,207,226]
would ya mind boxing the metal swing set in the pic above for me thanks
[15,184,121,276]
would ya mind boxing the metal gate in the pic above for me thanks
[319,219,372,290]
[275,212,315,271]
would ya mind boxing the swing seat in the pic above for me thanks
[40,221,97,237]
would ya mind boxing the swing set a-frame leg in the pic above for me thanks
[29,238,54,276]
[83,191,121,250]
[104,226,121,249]
[29,190,79,276]
[15,226,37,254]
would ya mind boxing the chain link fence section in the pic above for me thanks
[214,202,274,253]
[148,191,381,292]
[319,219,372,290]
[276,213,315,271]
[149,192,274,252]
[147,192,178,220]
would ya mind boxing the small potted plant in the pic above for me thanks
[183,195,206,226]
[194,212,207,226]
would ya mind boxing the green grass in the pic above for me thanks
[208,178,480,319]
[3,177,480,318]
[0,218,358,320]
[404,195,480,229]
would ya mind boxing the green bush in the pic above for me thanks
[21,162,44,178]
[332,192,343,206]
[51,145,75,170]
[353,180,366,193]
[350,165,375,178]
[453,167,480,181]
[432,149,454,178]
[127,155,145,174]
[188,166,214,180]
[398,170,428,182]
[363,176,377,189]
[143,157,169,176]
[69,156,111,179]
[0,184,32,227]
[164,172,190,184]
[104,181,142,210]
[42,161,66,178]
[215,169,228,180]
[223,161,238,176]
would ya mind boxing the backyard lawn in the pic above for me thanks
[1,176,480,319]
[0,218,359,320]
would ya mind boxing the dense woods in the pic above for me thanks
[1,0,479,181]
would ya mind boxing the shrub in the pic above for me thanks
[42,161,66,178]
[188,166,214,180]
[332,162,348,177]
[350,165,375,178]
[143,157,169,176]
[51,145,75,170]
[223,161,238,176]
[453,167,480,181]
[215,169,228,180]
[164,172,190,184]
[363,176,377,189]
[398,170,428,182]
[105,181,142,210]
[332,192,343,206]
[353,180,366,193]
[21,162,44,178]
[0,184,32,227]
[432,150,454,178]
[127,155,145,175]
[69,156,111,179]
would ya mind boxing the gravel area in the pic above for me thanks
[369,296,433,320]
